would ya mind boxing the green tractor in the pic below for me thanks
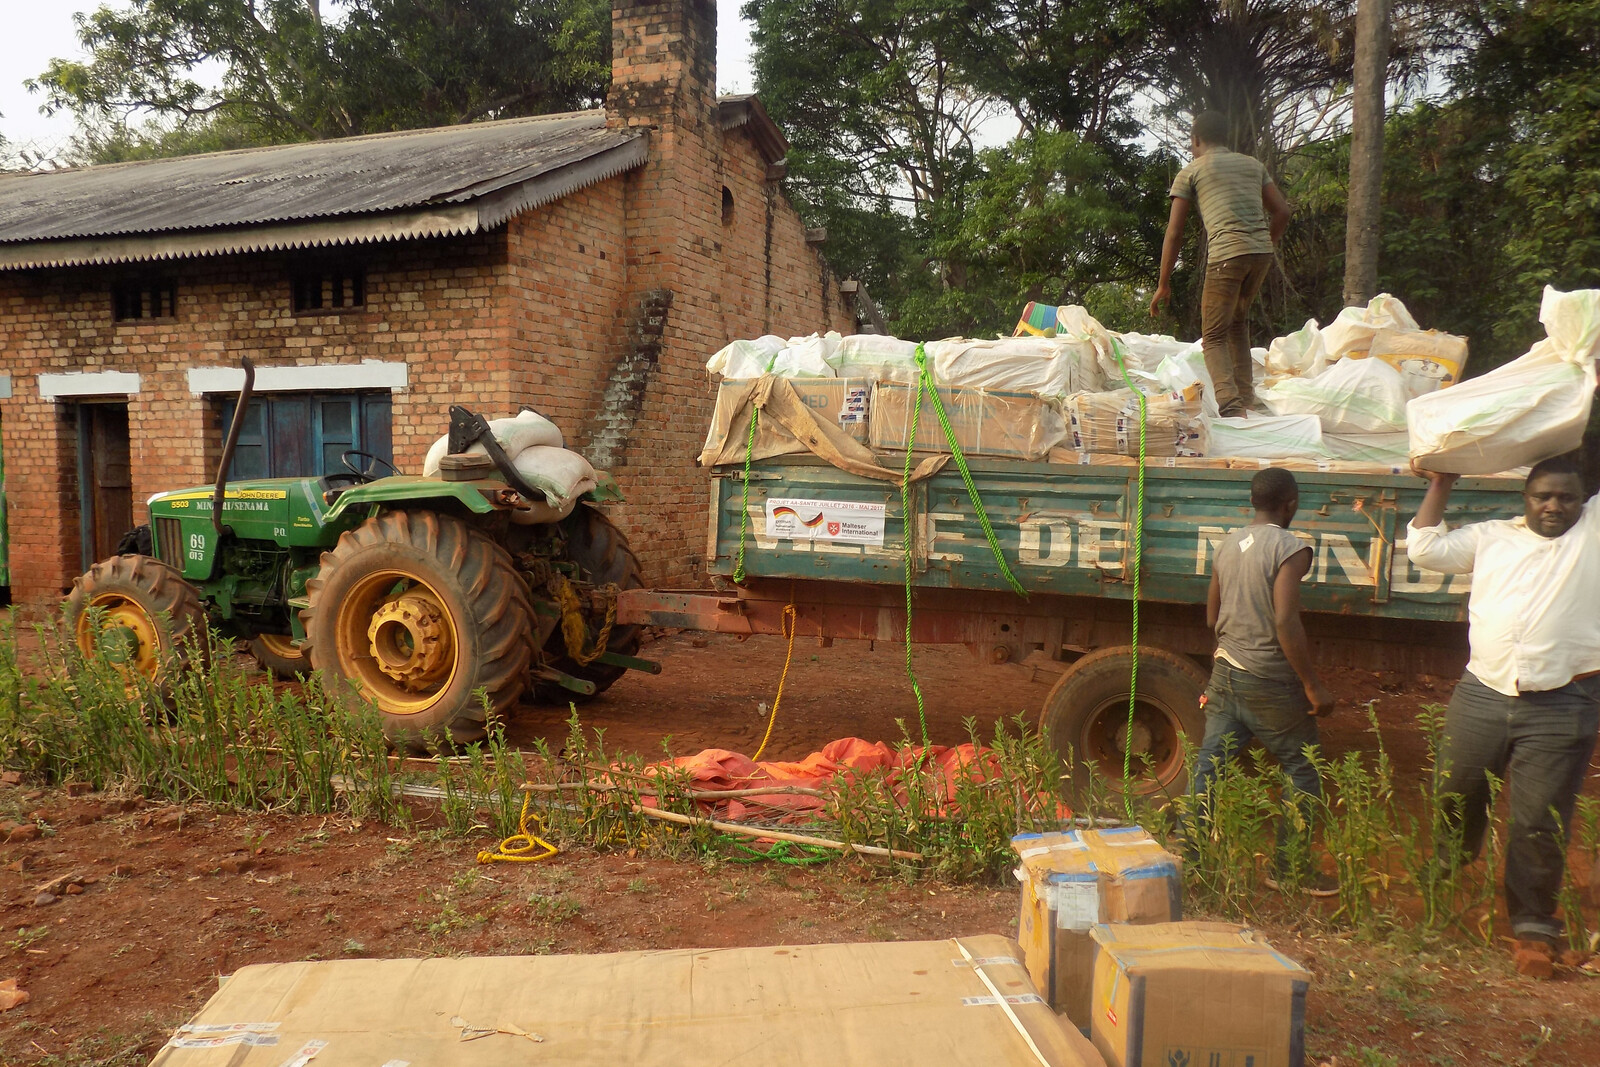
[65,360,651,748]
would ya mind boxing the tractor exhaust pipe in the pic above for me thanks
[213,357,256,535]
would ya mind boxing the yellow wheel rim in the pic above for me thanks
[332,568,460,716]
[76,592,164,680]
[256,633,306,662]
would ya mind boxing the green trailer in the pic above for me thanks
[617,454,1525,795]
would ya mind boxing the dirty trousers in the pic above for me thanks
[1439,672,1600,943]
[1200,252,1274,417]
[1190,660,1322,874]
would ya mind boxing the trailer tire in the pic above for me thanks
[1040,645,1208,803]
[303,510,534,752]
[535,504,645,703]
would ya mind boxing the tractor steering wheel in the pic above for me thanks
[340,450,400,483]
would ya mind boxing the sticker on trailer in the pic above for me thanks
[765,498,886,547]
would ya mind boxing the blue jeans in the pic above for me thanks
[1189,660,1322,874]
[1438,672,1600,943]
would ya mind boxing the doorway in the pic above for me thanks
[76,403,133,572]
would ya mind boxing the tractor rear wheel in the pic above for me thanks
[535,504,645,702]
[65,554,209,687]
[248,634,310,680]
[302,510,533,750]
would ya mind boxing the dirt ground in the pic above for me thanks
[5,632,1600,1065]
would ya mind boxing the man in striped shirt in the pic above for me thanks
[1149,111,1293,417]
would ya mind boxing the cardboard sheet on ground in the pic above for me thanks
[699,375,947,483]
[152,938,1106,1067]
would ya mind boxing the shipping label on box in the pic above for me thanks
[1089,922,1311,1067]
[1012,828,1182,1031]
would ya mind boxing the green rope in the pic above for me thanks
[910,345,1029,598]
[732,355,784,583]
[1107,337,1147,819]
[900,371,932,748]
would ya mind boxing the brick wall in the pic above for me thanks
[0,0,857,603]
[0,233,515,603]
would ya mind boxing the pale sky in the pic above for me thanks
[0,1,758,162]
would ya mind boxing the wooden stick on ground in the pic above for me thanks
[520,782,828,801]
[630,802,922,862]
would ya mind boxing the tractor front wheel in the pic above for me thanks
[302,510,534,749]
[65,554,209,686]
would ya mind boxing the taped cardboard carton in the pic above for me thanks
[702,377,871,464]
[151,937,1106,1067]
[1012,828,1182,1029]
[869,381,1067,460]
[1065,387,1206,458]
[1089,922,1311,1067]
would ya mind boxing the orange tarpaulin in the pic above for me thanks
[638,737,1057,824]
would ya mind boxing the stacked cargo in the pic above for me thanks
[701,285,1600,477]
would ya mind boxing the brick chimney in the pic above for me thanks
[606,0,717,134]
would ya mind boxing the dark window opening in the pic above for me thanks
[112,280,177,322]
[722,186,735,226]
[291,267,365,314]
[219,391,393,480]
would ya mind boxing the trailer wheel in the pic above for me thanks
[303,510,534,751]
[248,634,310,680]
[535,504,645,703]
[65,554,209,687]
[1040,645,1208,802]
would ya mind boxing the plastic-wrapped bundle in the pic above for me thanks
[706,333,840,378]
[824,334,923,383]
[1409,286,1600,475]
[927,335,1102,398]
[1321,294,1419,362]
[1204,413,1328,461]
[1259,355,1410,434]
[1367,328,1467,397]
[1065,386,1206,457]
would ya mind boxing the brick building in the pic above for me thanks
[0,0,862,605]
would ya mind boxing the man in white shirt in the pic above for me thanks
[1409,453,1600,975]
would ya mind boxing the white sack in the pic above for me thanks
[927,335,1101,398]
[1321,294,1419,362]
[825,334,923,383]
[1260,355,1410,433]
[510,445,598,513]
[707,335,788,378]
[778,332,844,376]
[1408,286,1600,475]
[1264,319,1327,382]
[1056,306,1115,377]
[423,409,564,477]
[1204,413,1328,461]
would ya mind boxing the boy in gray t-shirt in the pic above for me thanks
[1189,467,1337,894]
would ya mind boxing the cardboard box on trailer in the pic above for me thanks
[701,376,871,465]
[150,936,1107,1067]
[870,381,1067,460]
[1089,922,1312,1067]
[1012,828,1183,1029]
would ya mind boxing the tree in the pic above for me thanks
[1342,0,1390,307]
[29,0,609,157]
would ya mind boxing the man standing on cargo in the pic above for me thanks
[1149,111,1293,417]
[1189,467,1338,896]
[1410,455,1600,977]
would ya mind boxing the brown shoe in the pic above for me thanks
[1514,939,1555,979]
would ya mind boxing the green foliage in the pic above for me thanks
[29,0,609,162]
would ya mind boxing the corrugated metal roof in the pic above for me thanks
[0,110,639,245]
